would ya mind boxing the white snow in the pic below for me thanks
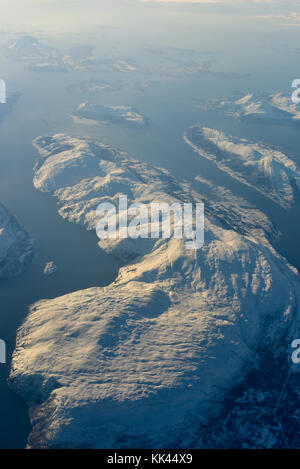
[112,61,136,73]
[184,126,300,210]
[194,175,279,242]
[198,92,300,121]
[5,36,88,72]
[43,261,57,276]
[9,134,300,448]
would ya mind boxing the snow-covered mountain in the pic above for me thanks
[198,93,300,122]
[184,126,300,210]
[72,102,148,128]
[0,203,34,279]
[9,134,300,448]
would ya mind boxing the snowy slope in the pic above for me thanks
[0,203,34,279]
[71,102,147,128]
[9,134,300,448]
[184,126,300,210]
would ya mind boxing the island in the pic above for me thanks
[8,134,300,448]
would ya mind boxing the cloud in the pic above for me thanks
[142,0,287,3]
[256,11,300,25]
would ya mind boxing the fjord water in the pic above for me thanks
[0,4,300,447]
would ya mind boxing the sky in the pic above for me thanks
[1,0,300,35]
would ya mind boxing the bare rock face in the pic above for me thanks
[184,126,300,210]
[0,203,34,279]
